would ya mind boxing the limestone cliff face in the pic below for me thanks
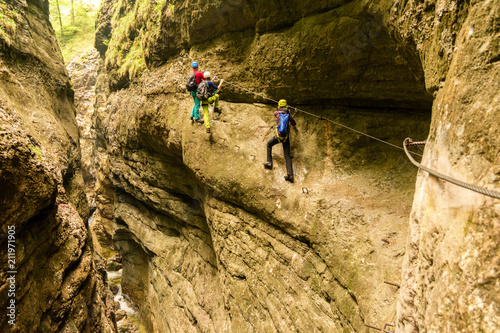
[67,49,101,207]
[393,1,500,332]
[96,0,432,109]
[0,1,115,332]
[92,0,498,332]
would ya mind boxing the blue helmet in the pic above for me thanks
[191,61,199,68]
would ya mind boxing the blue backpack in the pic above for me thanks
[276,112,290,142]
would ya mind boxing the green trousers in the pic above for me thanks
[201,94,219,129]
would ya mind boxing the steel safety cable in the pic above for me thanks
[192,63,498,198]
[218,77,422,157]
[403,138,500,199]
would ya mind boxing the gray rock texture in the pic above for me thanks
[91,0,436,332]
[0,0,494,332]
[394,0,500,332]
[67,49,101,206]
[92,74,426,331]
[0,1,116,332]
[92,0,499,331]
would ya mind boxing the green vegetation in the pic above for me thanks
[49,0,99,63]
[100,245,118,260]
[29,145,44,161]
[105,0,169,80]
[310,219,318,245]
[463,210,475,236]
[0,3,21,47]
[47,0,172,74]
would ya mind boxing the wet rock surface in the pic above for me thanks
[91,0,499,332]
[394,0,500,332]
[67,48,101,198]
[0,0,496,332]
[93,67,428,331]
[90,1,436,332]
[0,1,115,332]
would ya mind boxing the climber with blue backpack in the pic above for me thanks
[263,99,296,183]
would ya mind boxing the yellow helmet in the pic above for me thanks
[278,99,287,107]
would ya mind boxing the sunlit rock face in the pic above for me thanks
[0,1,115,332]
[67,49,101,205]
[393,0,500,332]
[91,0,498,332]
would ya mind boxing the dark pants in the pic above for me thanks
[267,135,293,176]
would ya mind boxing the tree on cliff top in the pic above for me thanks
[49,0,99,63]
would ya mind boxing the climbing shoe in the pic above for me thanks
[206,128,211,133]
[190,116,194,123]
[196,119,204,125]
[214,108,221,114]
[262,162,273,170]
[284,174,294,183]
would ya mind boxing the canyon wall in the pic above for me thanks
[92,0,430,332]
[0,0,491,331]
[8,0,488,332]
[393,0,500,331]
[0,1,115,332]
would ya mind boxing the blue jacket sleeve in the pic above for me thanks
[208,81,218,90]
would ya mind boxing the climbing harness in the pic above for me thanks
[276,129,288,143]
[221,77,500,199]
[404,138,500,199]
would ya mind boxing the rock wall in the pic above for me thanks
[67,49,101,206]
[0,1,115,332]
[96,0,433,109]
[394,0,500,332]
[92,0,498,332]
[92,66,430,332]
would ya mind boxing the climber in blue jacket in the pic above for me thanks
[263,99,296,183]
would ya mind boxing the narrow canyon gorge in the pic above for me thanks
[1,0,498,332]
